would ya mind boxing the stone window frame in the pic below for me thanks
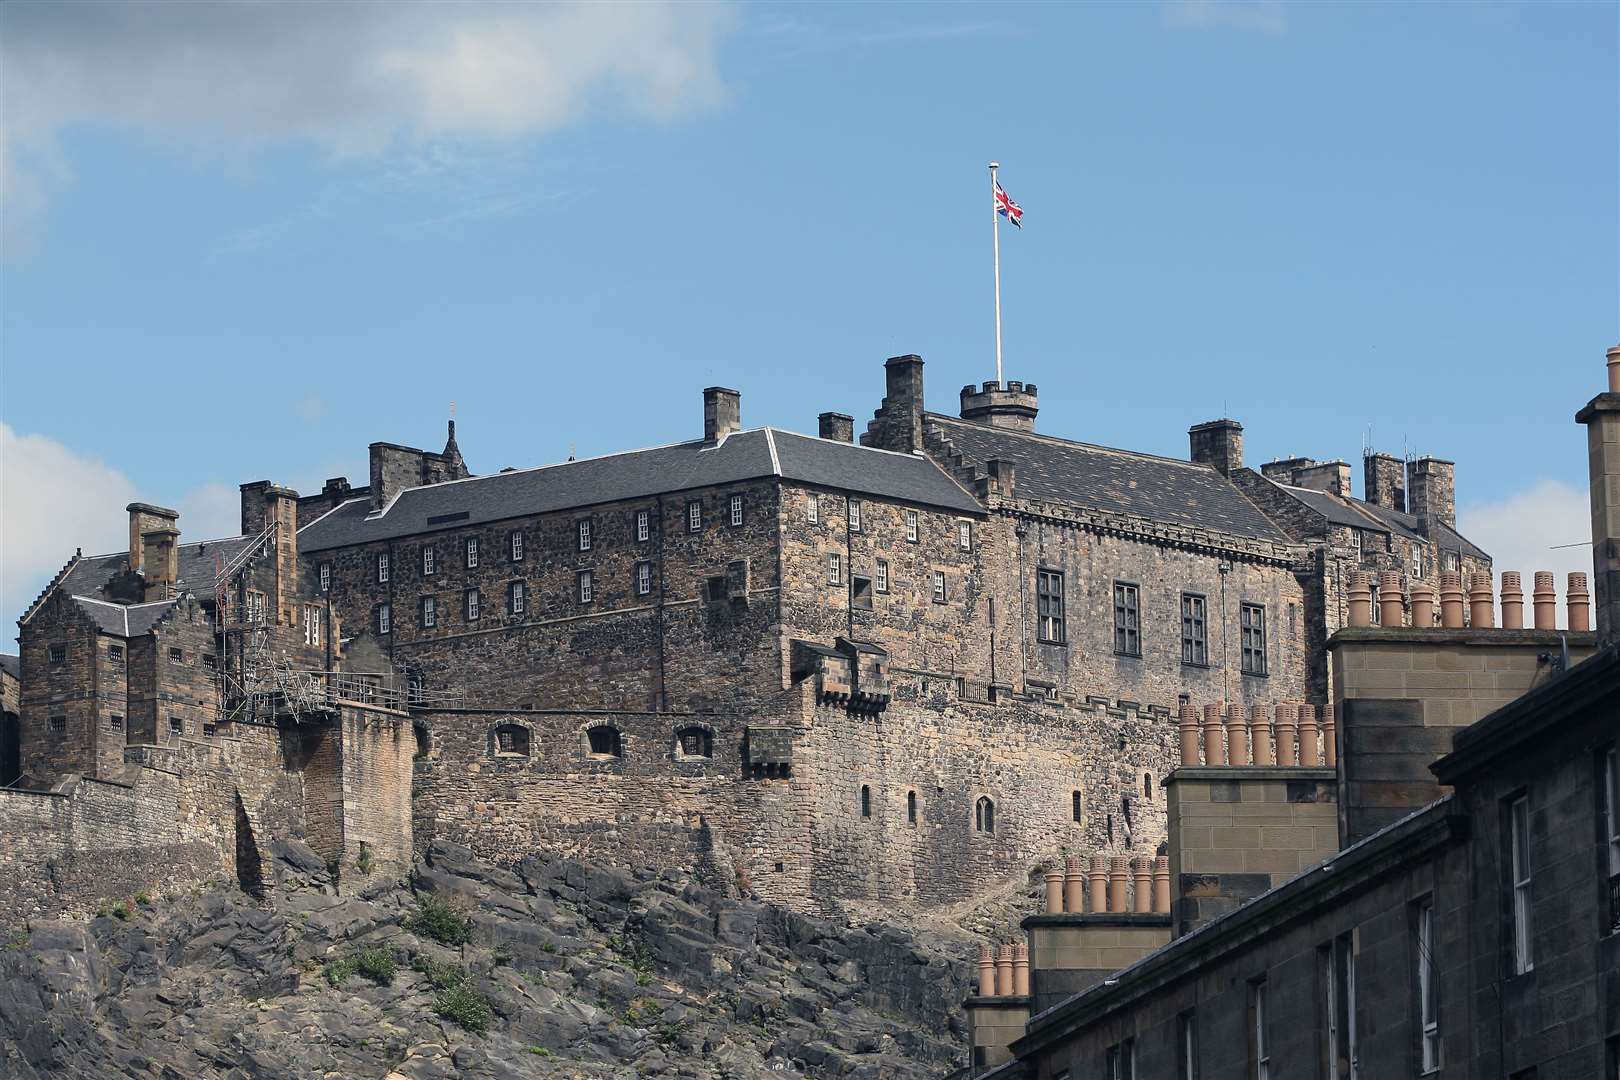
[582,722,623,760]
[1248,978,1269,1079]
[932,570,947,604]
[1113,581,1141,658]
[509,529,525,562]
[1071,790,1084,825]
[1413,894,1440,1073]
[687,500,702,533]
[376,551,390,584]
[202,722,217,737]
[107,641,125,662]
[464,588,481,622]
[168,716,184,738]
[848,499,862,533]
[1240,602,1268,677]
[490,720,534,759]
[905,508,919,543]
[508,580,526,616]
[304,605,322,648]
[48,644,66,664]
[48,714,66,736]
[422,544,436,576]
[577,517,593,552]
[1181,593,1209,668]
[875,559,890,594]
[860,784,872,818]
[907,790,918,825]
[730,494,745,527]
[851,576,874,611]
[635,560,654,597]
[107,714,124,734]
[465,536,480,569]
[1142,771,1155,800]
[577,569,595,605]
[637,510,651,543]
[1036,567,1066,644]
[673,722,714,761]
[419,595,437,629]
[974,794,995,834]
[319,562,331,593]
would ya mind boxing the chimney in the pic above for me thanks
[1293,460,1353,497]
[1576,344,1620,644]
[703,387,741,445]
[1363,452,1406,511]
[1260,457,1316,484]
[1188,419,1244,477]
[818,412,854,443]
[141,525,180,601]
[959,380,1038,431]
[239,481,300,626]
[1408,457,1456,531]
[861,355,926,454]
[126,502,179,576]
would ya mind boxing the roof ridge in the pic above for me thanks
[924,413,1213,470]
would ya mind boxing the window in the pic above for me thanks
[1324,933,1357,1079]
[1241,603,1268,676]
[464,537,479,568]
[905,509,919,542]
[1178,1011,1198,1080]
[48,715,66,735]
[508,581,526,616]
[860,784,871,817]
[1113,583,1141,657]
[49,644,66,663]
[422,545,435,575]
[577,519,592,552]
[848,499,862,532]
[875,559,889,593]
[169,716,183,737]
[494,724,529,757]
[1416,897,1440,1073]
[1412,546,1426,580]
[637,510,650,542]
[1072,791,1084,824]
[245,591,266,624]
[1604,747,1620,935]
[378,602,392,634]
[1182,594,1208,666]
[958,520,972,551]
[577,569,594,604]
[464,589,480,621]
[419,596,437,628]
[676,726,712,759]
[907,790,917,824]
[1106,1039,1136,1080]
[587,725,622,758]
[1352,529,1363,555]
[509,530,524,561]
[304,605,322,647]
[377,552,390,583]
[1250,979,1270,1080]
[828,555,842,586]
[975,795,995,833]
[203,653,217,671]
[319,562,331,592]
[636,561,653,597]
[687,501,702,532]
[807,493,819,524]
[1510,793,1533,973]
[202,723,217,737]
[851,576,873,610]
[932,571,947,604]
[730,494,744,527]
[168,646,184,665]
[108,643,124,662]
[107,714,124,734]
[1144,772,1154,799]
[1037,569,1065,644]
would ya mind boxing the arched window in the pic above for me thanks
[907,790,918,824]
[675,725,712,759]
[860,785,872,818]
[1071,790,1084,824]
[493,724,529,757]
[586,725,622,758]
[975,796,995,834]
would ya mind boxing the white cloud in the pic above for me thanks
[1457,479,1593,630]
[1164,0,1288,35]
[0,1,736,244]
[0,425,241,635]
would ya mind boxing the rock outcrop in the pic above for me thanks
[0,839,971,1078]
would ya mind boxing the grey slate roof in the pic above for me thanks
[68,596,181,637]
[0,653,18,680]
[299,428,984,552]
[1275,483,1489,560]
[924,415,1289,542]
[30,535,252,622]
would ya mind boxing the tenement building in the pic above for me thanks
[4,351,1510,921]
[959,345,1620,1079]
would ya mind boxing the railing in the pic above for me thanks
[229,668,463,718]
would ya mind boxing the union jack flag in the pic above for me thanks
[995,182,1022,228]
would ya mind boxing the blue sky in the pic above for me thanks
[2,0,1616,630]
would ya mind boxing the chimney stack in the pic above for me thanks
[1576,344,1620,645]
[703,387,742,445]
[1408,457,1456,532]
[141,525,180,601]
[1363,452,1406,511]
[1292,460,1353,497]
[818,412,854,443]
[862,355,926,454]
[126,503,179,578]
[1188,419,1244,477]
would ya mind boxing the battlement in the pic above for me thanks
[959,379,1039,431]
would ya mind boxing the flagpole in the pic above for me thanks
[989,161,1003,386]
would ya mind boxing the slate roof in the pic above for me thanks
[924,415,1289,542]
[24,535,253,626]
[68,596,181,638]
[0,654,18,680]
[1275,483,1489,560]
[298,428,984,552]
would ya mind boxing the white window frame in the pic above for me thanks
[422,545,436,576]
[827,554,841,586]
[319,562,331,593]
[1417,898,1440,1073]
[578,519,592,552]
[807,493,819,524]
[509,581,526,616]
[875,559,889,594]
[848,499,861,532]
[730,494,744,527]
[421,595,437,628]
[510,530,524,561]
[378,602,392,634]
[905,508,919,542]
[578,569,594,604]
[1510,794,1533,973]
[688,501,702,532]
[304,605,322,647]
[465,537,479,568]
[637,561,652,596]
[932,571,947,604]
[465,589,480,621]
[637,510,650,542]
[377,552,390,583]
[958,520,972,551]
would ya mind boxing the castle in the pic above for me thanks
[1,354,1501,921]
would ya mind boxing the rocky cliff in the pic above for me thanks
[0,840,971,1079]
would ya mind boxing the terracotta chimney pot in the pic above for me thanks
[1132,857,1153,913]
[994,944,1014,996]
[1250,705,1274,766]
[1151,856,1171,914]
[1275,703,1299,766]
[1468,572,1495,628]
[1202,703,1226,766]
[1439,571,1466,628]
[1227,703,1251,766]
[1298,704,1321,767]
[1087,855,1108,913]
[1044,869,1065,914]
[1410,582,1435,627]
[1500,571,1524,629]
[1346,571,1373,628]
[1063,855,1085,914]
[1107,856,1129,913]
[1178,704,1201,767]
[977,945,995,996]
[1322,703,1338,767]
[1013,942,1031,997]
[1532,571,1557,630]
[1377,571,1405,627]
[1569,572,1591,631]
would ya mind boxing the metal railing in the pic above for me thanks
[226,667,463,720]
